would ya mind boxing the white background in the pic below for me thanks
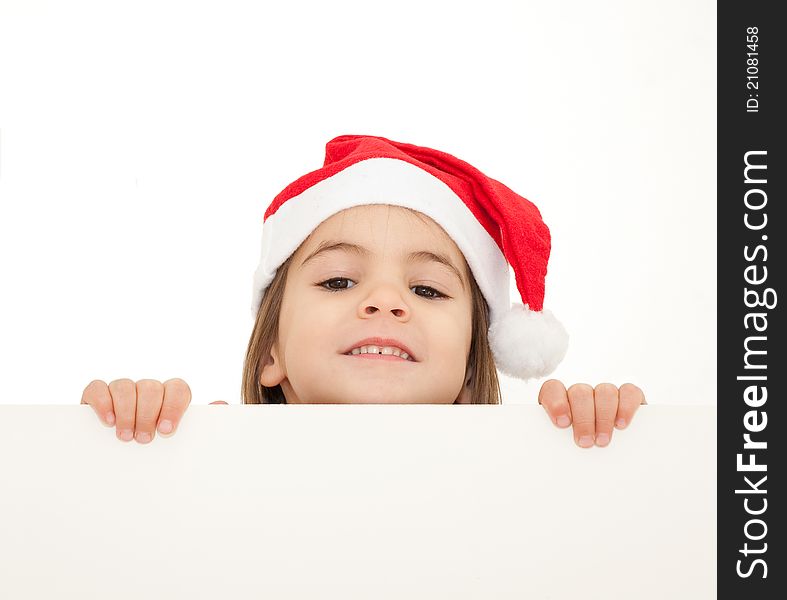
[0,0,716,406]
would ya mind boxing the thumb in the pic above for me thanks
[209,400,229,405]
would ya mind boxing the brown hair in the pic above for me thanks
[241,220,502,405]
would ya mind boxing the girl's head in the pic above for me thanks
[243,134,569,404]
[243,204,501,404]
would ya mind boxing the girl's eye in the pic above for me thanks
[411,285,446,299]
[321,277,355,291]
[318,278,447,299]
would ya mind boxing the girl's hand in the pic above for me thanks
[538,379,646,449]
[81,378,194,444]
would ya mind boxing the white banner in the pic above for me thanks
[0,404,715,599]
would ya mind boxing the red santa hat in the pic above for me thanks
[251,134,569,381]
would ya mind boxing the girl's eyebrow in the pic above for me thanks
[300,239,465,290]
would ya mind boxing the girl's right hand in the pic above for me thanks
[81,378,195,444]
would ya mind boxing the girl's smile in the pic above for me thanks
[342,352,414,362]
[342,337,418,361]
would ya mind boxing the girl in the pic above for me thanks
[81,134,645,448]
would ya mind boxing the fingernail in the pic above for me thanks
[578,435,594,448]
[595,433,610,447]
[158,420,173,434]
[556,415,570,427]
[119,429,134,442]
[616,418,627,429]
[106,412,115,426]
[136,432,151,444]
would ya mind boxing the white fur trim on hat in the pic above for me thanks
[488,303,569,381]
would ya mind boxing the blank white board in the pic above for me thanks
[0,404,715,599]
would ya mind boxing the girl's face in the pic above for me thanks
[260,204,474,404]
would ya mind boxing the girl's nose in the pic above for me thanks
[359,285,410,320]
[364,305,406,318]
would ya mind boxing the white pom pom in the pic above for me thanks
[488,303,569,381]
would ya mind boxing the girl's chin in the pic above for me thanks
[331,385,421,404]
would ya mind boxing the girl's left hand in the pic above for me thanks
[538,380,646,448]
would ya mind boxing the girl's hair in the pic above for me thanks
[241,235,502,405]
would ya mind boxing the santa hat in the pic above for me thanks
[251,134,568,381]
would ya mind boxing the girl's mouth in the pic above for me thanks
[342,352,415,362]
[342,339,417,361]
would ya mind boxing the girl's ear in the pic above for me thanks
[259,344,286,387]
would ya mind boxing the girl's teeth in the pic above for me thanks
[348,345,412,360]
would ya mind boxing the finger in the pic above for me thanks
[567,383,595,448]
[157,378,192,437]
[593,383,619,447]
[615,383,646,429]
[538,379,571,428]
[108,378,137,442]
[134,379,165,444]
[81,380,116,427]
[209,401,228,405]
